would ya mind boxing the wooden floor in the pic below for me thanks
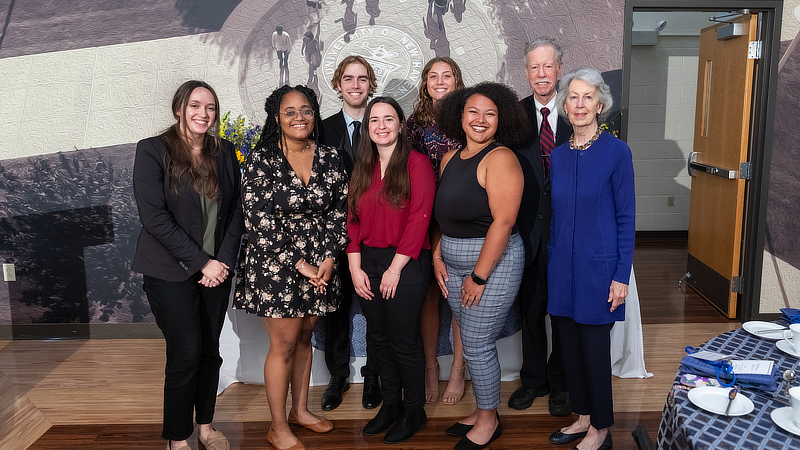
[1,240,737,449]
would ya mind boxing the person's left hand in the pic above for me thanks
[460,276,485,309]
[313,258,335,293]
[379,269,401,299]
[608,280,628,312]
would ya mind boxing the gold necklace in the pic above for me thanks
[570,127,602,151]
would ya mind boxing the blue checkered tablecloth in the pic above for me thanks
[658,326,800,449]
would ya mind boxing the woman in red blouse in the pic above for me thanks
[348,97,436,444]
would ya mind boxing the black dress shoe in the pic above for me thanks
[384,408,426,444]
[321,375,350,411]
[508,385,549,410]
[549,428,587,445]
[548,389,571,417]
[446,421,474,437]
[571,431,612,450]
[363,402,403,436]
[362,375,383,409]
[454,421,502,450]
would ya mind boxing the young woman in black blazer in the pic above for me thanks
[132,80,243,450]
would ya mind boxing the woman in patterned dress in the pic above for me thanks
[234,85,348,450]
[407,57,467,405]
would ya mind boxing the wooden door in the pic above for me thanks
[686,14,757,318]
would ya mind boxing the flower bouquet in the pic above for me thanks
[218,112,262,169]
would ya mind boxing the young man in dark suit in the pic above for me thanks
[319,55,382,411]
[510,37,573,416]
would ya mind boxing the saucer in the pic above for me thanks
[687,386,754,416]
[743,321,786,341]
[776,339,800,358]
[771,407,800,436]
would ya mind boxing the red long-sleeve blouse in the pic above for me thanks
[347,151,435,258]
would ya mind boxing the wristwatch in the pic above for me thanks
[471,271,487,286]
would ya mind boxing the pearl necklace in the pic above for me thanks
[284,141,311,154]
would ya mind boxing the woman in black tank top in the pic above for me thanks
[432,82,531,450]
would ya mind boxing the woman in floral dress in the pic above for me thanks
[234,85,348,450]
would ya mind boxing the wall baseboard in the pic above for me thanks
[0,323,162,340]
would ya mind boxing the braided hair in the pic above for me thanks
[253,85,325,156]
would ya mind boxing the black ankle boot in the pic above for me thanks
[363,402,403,436]
[384,408,427,444]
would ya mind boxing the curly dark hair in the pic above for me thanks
[435,82,531,147]
[253,85,325,155]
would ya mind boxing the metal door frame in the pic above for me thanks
[622,0,783,321]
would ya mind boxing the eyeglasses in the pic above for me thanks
[279,109,315,118]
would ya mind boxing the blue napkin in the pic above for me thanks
[780,308,800,324]
[679,355,779,393]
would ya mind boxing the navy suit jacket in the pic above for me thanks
[513,94,573,267]
[321,110,357,175]
[132,136,244,282]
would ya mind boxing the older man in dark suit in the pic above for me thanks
[510,37,573,416]
[319,55,383,411]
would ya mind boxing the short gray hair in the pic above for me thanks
[556,68,613,124]
[523,37,563,66]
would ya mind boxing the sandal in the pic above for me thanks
[425,361,440,404]
[442,362,466,405]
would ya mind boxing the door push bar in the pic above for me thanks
[687,151,738,179]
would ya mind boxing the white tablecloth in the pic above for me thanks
[218,267,651,394]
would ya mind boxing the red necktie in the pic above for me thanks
[539,107,555,179]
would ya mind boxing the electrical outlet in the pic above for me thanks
[667,196,675,206]
[3,264,15,282]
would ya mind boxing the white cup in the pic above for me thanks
[789,386,800,428]
[783,323,800,353]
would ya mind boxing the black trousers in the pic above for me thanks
[358,245,430,411]
[554,315,614,429]
[143,273,230,441]
[325,251,379,378]
[517,243,567,391]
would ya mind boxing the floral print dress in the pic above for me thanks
[234,143,348,318]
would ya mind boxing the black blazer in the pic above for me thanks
[132,136,244,282]
[513,94,573,267]
[321,110,357,175]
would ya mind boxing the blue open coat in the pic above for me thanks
[546,132,635,325]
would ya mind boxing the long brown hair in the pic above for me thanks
[349,97,412,223]
[411,57,465,127]
[161,80,222,199]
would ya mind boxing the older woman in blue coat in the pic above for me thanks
[546,68,634,450]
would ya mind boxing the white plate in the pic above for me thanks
[776,339,800,358]
[687,386,754,416]
[771,407,800,436]
[743,321,786,341]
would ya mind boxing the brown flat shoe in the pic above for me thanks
[267,428,306,450]
[199,429,230,450]
[288,410,334,433]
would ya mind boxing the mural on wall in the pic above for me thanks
[0,0,639,328]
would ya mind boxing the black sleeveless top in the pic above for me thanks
[435,141,518,238]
